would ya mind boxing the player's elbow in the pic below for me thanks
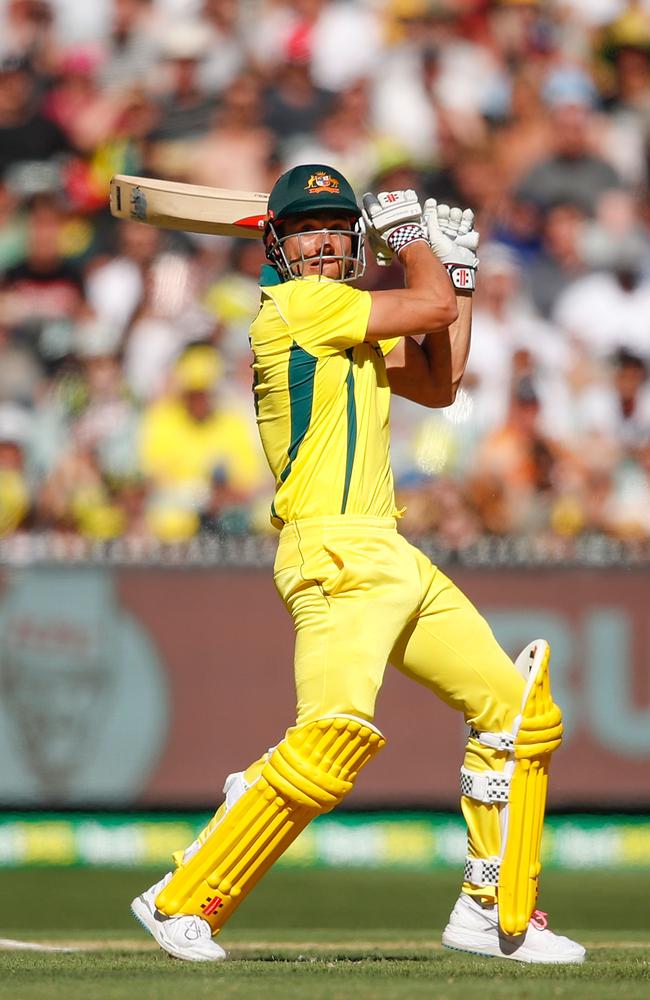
[415,291,457,334]
[423,375,463,409]
[430,297,458,331]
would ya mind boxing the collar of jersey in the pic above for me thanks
[259,264,338,288]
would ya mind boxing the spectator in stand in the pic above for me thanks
[36,429,125,539]
[0,0,59,75]
[203,237,268,393]
[0,176,27,271]
[518,66,623,215]
[573,348,650,452]
[285,81,381,191]
[196,0,246,94]
[0,193,85,369]
[0,316,43,407]
[86,219,164,340]
[122,250,214,402]
[525,201,588,318]
[137,344,264,539]
[552,191,650,362]
[188,73,277,191]
[44,47,110,152]
[0,55,70,178]
[462,243,573,438]
[307,0,382,94]
[146,23,216,150]
[605,436,650,539]
[371,7,442,163]
[99,0,160,94]
[595,11,650,187]
[492,68,555,193]
[262,54,333,153]
[70,317,140,480]
[0,401,32,537]
[472,375,564,536]
[33,316,139,539]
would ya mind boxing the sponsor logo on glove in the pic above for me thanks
[361,190,427,258]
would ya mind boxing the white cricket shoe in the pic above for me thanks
[442,893,586,964]
[131,872,227,962]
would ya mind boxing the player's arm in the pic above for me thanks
[366,196,479,407]
[361,192,458,340]
[366,240,458,340]
[384,290,472,408]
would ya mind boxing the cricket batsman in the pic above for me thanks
[131,163,586,965]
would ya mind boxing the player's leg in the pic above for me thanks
[388,541,584,963]
[132,717,385,959]
[133,519,417,960]
[130,757,268,960]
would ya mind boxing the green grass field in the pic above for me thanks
[1,868,648,999]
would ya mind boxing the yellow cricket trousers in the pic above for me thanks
[189,516,525,899]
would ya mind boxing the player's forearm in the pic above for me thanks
[366,242,457,341]
[422,290,472,404]
[401,241,458,325]
[386,291,472,408]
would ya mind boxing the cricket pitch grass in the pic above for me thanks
[0,868,648,999]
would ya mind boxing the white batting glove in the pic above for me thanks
[424,198,479,292]
[361,190,427,257]
[357,214,394,267]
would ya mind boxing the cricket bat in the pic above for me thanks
[109,175,269,238]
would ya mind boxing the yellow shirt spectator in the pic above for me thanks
[138,345,263,503]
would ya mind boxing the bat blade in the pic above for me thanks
[109,175,269,238]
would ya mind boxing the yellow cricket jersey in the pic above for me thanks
[250,275,400,528]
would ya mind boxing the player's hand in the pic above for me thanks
[424,198,479,292]
[357,214,394,267]
[361,190,427,257]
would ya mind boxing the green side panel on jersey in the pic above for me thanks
[280,342,317,484]
[341,349,357,513]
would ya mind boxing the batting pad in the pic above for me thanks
[498,641,563,936]
[155,716,385,933]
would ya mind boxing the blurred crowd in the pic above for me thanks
[1,0,650,553]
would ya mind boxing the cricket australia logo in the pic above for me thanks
[130,186,148,221]
[305,171,340,196]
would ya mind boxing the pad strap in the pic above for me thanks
[469,727,514,752]
[464,855,501,886]
[460,766,511,803]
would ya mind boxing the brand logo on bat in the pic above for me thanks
[305,172,340,196]
[130,187,148,221]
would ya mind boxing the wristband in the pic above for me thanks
[386,223,428,255]
[446,263,476,291]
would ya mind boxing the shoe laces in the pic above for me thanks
[530,909,549,930]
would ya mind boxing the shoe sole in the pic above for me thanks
[442,929,586,965]
[130,895,227,963]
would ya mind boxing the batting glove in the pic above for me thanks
[424,199,479,292]
[357,214,394,267]
[361,190,427,258]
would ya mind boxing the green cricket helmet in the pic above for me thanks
[264,164,365,282]
[267,164,361,224]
